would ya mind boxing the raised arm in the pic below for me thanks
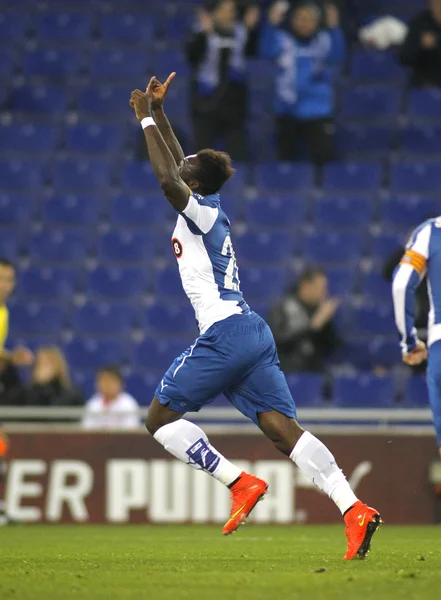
[130,82,189,212]
[148,73,185,166]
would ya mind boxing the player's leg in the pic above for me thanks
[305,116,335,166]
[275,115,301,161]
[427,340,441,458]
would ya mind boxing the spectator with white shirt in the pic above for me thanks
[82,365,140,430]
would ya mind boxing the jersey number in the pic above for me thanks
[221,235,240,291]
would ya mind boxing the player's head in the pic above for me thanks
[290,2,321,39]
[431,0,441,22]
[32,346,71,388]
[0,258,16,304]
[179,149,236,195]
[295,267,328,305]
[97,365,124,400]
[205,0,236,29]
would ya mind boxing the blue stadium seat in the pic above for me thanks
[255,163,314,190]
[360,271,391,299]
[219,193,241,221]
[0,160,44,189]
[0,124,57,154]
[337,123,393,155]
[36,13,93,42]
[354,303,395,335]
[323,162,382,191]
[286,374,324,406]
[19,266,78,298]
[143,303,197,336]
[109,193,168,226]
[154,266,187,299]
[0,194,31,224]
[221,165,247,193]
[125,371,160,406]
[333,374,395,407]
[86,266,149,298]
[370,232,405,263]
[89,50,148,79]
[314,196,374,228]
[9,85,67,114]
[29,230,89,263]
[244,195,305,229]
[235,231,295,264]
[97,230,156,263]
[367,336,401,368]
[326,267,357,296]
[77,85,128,116]
[73,302,136,335]
[99,13,155,43]
[403,376,429,407]
[239,267,287,300]
[65,123,123,154]
[381,196,439,229]
[151,50,190,80]
[72,371,95,398]
[401,124,441,154]
[52,160,110,190]
[25,49,83,79]
[64,338,126,370]
[42,194,100,226]
[159,12,194,40]
[391,162,441,192]
[0,50,15,77]
[8,302,64,335]
[0,228,20,257]
[120,161,159,190]
[350,51,403,82]
[341,87,401,119]
[304,232,364,264]
[134,337,189,371]
[408,89,441,119]
[0,12,29,41]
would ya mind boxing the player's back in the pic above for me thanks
[172,192,249,334]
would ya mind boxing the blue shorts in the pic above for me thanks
[428,339,441,446]
[155,311,297,426]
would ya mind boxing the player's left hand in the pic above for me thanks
[11,346,34,366]
[402,340,428,366]
[129,88,151,121]
[146,72,176,111]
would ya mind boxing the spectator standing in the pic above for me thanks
[21,347,84,407]
[399,0,441,88]
[185,0,260,160]
[260,1,345,164]
[82,366,140,430]
[267,268,340,372]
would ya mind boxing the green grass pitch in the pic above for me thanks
[1,525,441,600]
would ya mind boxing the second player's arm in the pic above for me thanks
[151,107,185,166]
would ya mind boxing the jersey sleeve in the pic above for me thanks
[392,222,432,354]
[181,195,219,234]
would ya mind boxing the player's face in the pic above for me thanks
[291,7,319,38]
[97,372,122,399]
[214,0,236,28]
[0,265,16,303]
[179,155,199,188]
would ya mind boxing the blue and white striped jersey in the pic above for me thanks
[392,216,441,353]
[171,192,249,334]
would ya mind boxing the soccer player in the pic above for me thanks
[392,217,441,455]
[129,74,381,559]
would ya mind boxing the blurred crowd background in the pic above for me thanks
[0,0,440,421]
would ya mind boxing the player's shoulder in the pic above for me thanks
[191,192,220,209]
[406,218,436,247]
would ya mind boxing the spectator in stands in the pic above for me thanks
[82,365,139,430]
[21,347,84,407]
[268,268,340,372]
[399,0,441,88]
[260,1,345,164]
[185,0,260,160]
[0,359,23,405]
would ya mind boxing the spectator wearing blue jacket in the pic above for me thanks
[260,1,346,164]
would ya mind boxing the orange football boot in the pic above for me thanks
[344,500,382,560]
[222,472,268,535]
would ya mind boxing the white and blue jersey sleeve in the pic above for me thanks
[392,220,432,353]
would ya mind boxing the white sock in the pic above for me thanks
[290,431,358,514]
[154,419,242,486]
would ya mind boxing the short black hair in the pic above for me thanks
[0,258,16,271]
[194,149,236,195]
[98,364,124,383]
[294,267,325,292]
